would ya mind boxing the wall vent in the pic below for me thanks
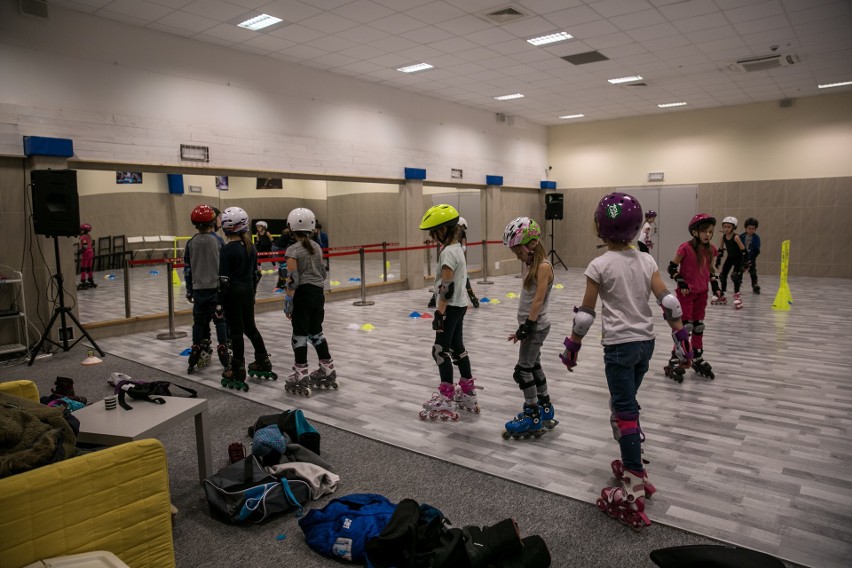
[19,0,48,19]
[478,5,530,25]
[728,53,800,73]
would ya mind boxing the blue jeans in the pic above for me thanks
[604,339,655,472]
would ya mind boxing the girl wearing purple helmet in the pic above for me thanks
[665,213,723,382]
[559,192,691,531]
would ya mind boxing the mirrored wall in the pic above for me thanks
[73,169,407,325]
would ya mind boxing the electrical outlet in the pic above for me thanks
[58,326,74,341]
[495,261,501,270]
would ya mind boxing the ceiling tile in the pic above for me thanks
[643,34,692,52]
[609,9,667,31]
[724,0,785,23]
[430,36,482,54]
[305,35,360,53]
[182,0,248,20]
[369,35,420,53]
[335,25,391,43]
[103,0,174,21]
[369,12,429,34]
[299,12,360,34]
[153,10,220,34]
[332,0,395,24]
[276,43,330,61]
[627,22,681,42]
[403,1,467,25]
[242,33,296,52]
[464,27,517,47]
[589,0,654,18]
[405,26,457,44]
[198,22,257,43]
[337,44,388,60]
[656,0,719,20]
[258,0,322,22]
[434,14,493,35]
[268,23,326,43]
[671,12,730,34]
[500,16,565,39]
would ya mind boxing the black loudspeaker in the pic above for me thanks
[31,169,80,237]
[545,193,563,220]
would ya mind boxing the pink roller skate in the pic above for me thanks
[733,292,743,310]
[419,383,459,421]
[455,377,480,413]
[596,469,652,531]
[611,460,656,498]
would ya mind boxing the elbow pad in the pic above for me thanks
[572,306,596,337]
[437,281,455,300]
[667,261,679,279]
[217,276,230,295]
[286,270,300,291]
[657,290,683,321]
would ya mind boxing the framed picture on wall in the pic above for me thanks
[256,177,283,189]
[215,176,229,191]
[116,171,143,184]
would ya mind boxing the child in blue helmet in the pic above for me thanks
[559,192,691,531]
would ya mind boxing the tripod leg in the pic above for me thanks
[28,308,62,366]
[65,309,106,357]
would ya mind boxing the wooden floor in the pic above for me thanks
[93,268,852,568]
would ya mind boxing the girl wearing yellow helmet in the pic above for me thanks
[418,204,479,420]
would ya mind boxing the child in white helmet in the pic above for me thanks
[282,207,338,396]
[502,216,557,440]
[715,216,747,309]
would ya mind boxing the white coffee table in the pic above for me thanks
[75,396,212,482]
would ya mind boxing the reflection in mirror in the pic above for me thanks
[422,187,482,280]
[325,181,402,289]
[75,172,406,326]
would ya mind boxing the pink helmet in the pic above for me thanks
[688,213,715,234]
[80,223,92,233]
[594,192,643,242]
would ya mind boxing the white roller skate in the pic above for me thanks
[711,294,727,306]
[419,383,459,421]
[455,377,480,413]
[596,469,652,531]
[308,359,338,391]
[284,363,311,396]
[733,292,743,310]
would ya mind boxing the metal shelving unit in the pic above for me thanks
[0,265,28,356]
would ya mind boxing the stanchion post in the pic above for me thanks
[156,262,187,340]
[382,241,388,283]
[123,257,131,318]
[352,248,375,306]
[426,243,432,277]
[477,240,493,285]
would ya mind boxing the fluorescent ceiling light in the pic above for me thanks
[608,75,643,84]
[397,63,434,73]
[657,102,687,108]
[559,113,585,119]
[527,32,573,46]
[818,80,852,89]
[237,14,282,31]
[494,93,524,101]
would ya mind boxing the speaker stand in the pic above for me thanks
[28,236,105,365]
[546,218,568,270]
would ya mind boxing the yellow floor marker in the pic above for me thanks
[771,240,793,311]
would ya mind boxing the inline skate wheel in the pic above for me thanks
[220,378,228,387]
[241,382,249,392]
[301,386,312,397]
[419,410,430,420]
[502,431,511,440]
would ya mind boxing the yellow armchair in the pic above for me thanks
[0,380,176,568]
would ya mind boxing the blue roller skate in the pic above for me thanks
[502,403,545,440]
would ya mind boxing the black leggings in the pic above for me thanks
[719,256,743,293]
[434,305,472,383]
[224,284,267,365]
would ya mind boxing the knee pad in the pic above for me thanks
[512,365,535,390]
[291,335,308,349]
[692,321,705,335]
[451,349,469,366]
[307,333,326,347]
[432,344,451,366]
[610,411,640,442]
[531,363,547,387]
[683,321,694,335]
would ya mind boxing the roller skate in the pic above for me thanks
[221,361,248,391]
[538,396,559,430]
[419,383,459,421]
[692,349,715,380]
[753,285,761,294]
[217,343,231,371]
[611,460,656,498]
[87,278,98,289]
[663,351,686,383]
[308,359,338,391]
[455,377,480,413]
[284,363,311,396]
[247,354,277,381]
[711,294,727,305]
[198,339,213,368]
[733,292,743,310]
[187,343,203,374]
[502,403,545,440]
[76,281,89,291]
[596,469,652,531]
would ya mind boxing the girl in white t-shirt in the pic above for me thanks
[637,210,657,253]
[559,192,690,531]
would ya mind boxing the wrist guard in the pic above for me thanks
[667,261,679,280]
[432,310,445,332]
[514,319,536,341]
[559,337,581,371]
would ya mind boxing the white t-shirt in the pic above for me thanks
[584,249,659,346]
[435,243,468,307]
[641,221,654,245]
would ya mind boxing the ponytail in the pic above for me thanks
[522,241,547,291]
[296,232,315,255]
[239,232,254,253]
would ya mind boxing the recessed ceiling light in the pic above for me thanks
[397,63,434,73]
[608,75,643,84]
[657,102,687,108]
[818,80,852,89]
[494,93,524,101]
[237,14,282,31]
[527,32,573,46]
[559,114,585,119]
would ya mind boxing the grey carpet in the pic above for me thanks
[2,346,800,568]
